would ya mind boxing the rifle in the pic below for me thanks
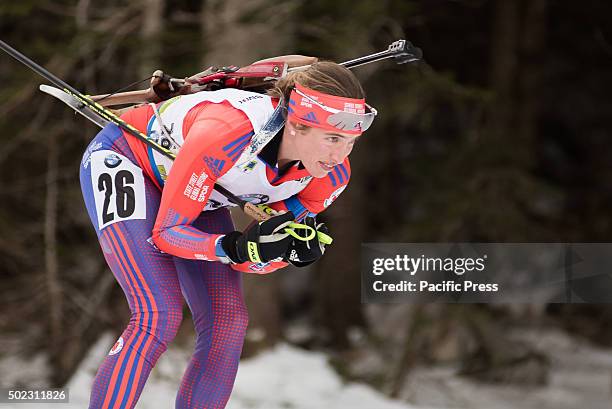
[89,40,422,107]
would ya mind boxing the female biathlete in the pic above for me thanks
[79,61,376,409]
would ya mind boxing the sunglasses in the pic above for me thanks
[292,87,378,132]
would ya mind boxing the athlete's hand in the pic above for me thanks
[285,217,330,267]
[150,70,187,101]
[221,211,295,264]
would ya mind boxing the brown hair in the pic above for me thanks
[268,61,365,103]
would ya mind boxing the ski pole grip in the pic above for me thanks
[242,202,273,222]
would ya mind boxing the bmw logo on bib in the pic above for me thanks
[104,153,122,168]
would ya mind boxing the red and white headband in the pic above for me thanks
[287,83,377,135]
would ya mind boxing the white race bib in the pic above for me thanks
[90,150,147,230]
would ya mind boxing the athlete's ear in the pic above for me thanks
[286,120,310,137]
[286,120,298,136]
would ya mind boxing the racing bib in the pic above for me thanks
[90,150,147,230]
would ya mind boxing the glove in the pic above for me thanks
[221,211,295,264]
[150,70,187,101]
[285,217,330,267]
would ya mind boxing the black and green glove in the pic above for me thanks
[285,216,331,267]
[221,211,295,264]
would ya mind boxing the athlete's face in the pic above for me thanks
[289,124,359,178]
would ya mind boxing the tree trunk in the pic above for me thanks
[455,0,550,383]
[487,0,520,150]
[140,0,165,80]
[313,168,365,349]
[518,0,547,163]
[202,0,296,66]
[45,127,63,384]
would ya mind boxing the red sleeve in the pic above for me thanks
[269,158,351,219]
[151,101,253,260]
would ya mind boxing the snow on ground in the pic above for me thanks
[224,344,430,409]
[398,328,612,409]
[0,334,428,409]
[2,328,611,409]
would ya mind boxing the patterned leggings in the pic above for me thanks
[80,124,248,409]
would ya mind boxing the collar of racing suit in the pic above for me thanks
[258,126,306,176]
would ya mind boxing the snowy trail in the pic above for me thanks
[3,329,611,409]
[1,334,426,409]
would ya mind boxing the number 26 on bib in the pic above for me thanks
[90,151,146,230]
